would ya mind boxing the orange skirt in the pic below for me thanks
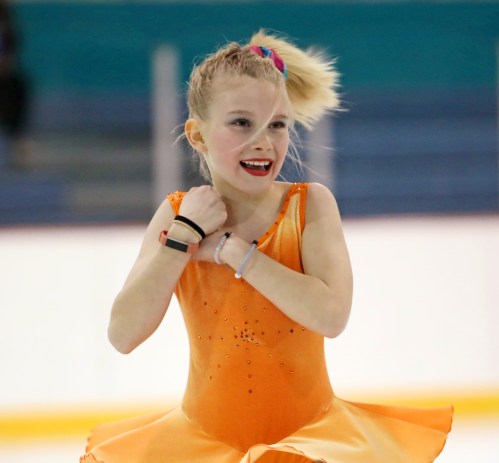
[81,396,452,463]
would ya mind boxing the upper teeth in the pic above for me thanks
[242,161,271,166]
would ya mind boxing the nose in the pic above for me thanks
[250,131,272,151]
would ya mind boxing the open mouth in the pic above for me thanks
[240,160,273,173]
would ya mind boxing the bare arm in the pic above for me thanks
[216,183,352,338]
[108,186,227,353]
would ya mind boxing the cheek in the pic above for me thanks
[273,136,290,171]
[211,129,248,156]
[277,133,290,155]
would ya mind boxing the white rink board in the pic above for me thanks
[0,214,498,410]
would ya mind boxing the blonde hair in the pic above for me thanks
[188,29,340,128]
[249,30,340,128]
[186,30,340,179]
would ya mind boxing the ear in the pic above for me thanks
[185,118,208,154]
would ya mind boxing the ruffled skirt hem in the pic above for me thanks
[80,397,453,463]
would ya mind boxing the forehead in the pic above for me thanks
[210,74,290,117]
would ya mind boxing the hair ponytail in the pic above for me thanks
[248,30,340,129]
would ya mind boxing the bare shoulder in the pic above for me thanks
[121,197,175,286]
[305,182,341,224]
[142,197,176,250]
[301,182,351,295]
[302,182,347,268]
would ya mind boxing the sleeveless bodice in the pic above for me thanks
[171,183,333,451]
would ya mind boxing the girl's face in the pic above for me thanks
[200,74,291,196]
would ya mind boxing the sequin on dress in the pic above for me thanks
[81,182,452,463]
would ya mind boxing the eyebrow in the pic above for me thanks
[228,110,288,120]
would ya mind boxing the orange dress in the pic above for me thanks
[81,182,453,463]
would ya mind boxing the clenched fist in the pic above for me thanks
[178,185,227,236]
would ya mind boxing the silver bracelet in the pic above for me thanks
[214,232,232,265]
[235,240,258,279]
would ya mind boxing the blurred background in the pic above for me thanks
[0,0,498,461]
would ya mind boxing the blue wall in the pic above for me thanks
[5,1,499,220]
[15,2,497,93]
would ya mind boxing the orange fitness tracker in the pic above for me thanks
[158,230,199,254]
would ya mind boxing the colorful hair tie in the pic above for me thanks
[248,45,288,79]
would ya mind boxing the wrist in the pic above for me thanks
[218,234,243,266]
[158,230,199,254]
[214,232,232,264]
[219,235,258,278]
[173,215,206,240]
[167,222,202,244]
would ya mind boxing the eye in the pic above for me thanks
[231,118,251,128]
[269,120,287,129]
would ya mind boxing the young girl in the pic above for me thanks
[81,30,452,463]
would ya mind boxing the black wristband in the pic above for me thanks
[174,215,206,240]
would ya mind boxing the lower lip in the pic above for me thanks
[241,164,272,177]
